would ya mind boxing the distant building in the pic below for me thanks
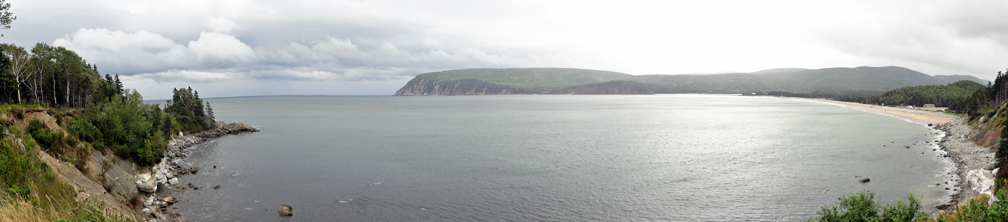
[923,104,936,108]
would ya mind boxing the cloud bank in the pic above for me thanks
[4,0,1007,97]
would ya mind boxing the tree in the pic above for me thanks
[205,101,214,119]
[0,0,15,30]
[1,44,31,104]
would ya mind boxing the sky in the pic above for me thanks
[3,0,1007,99]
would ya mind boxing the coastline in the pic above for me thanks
[136,122,259,221]
[806,99,995,212]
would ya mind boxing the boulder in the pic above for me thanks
[136,173,157,193]
[162,196,174,203]
[278,205,294,216]
[168,178,178,185]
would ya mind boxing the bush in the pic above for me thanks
[27,119,63,153]
[9,106,22,119]
[65,117,101,143]
[930,189,1008,221]
[808,190,928,222]
[88,93,164,166]
[0,139,34,198]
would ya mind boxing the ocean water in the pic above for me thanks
[166,95,949,221]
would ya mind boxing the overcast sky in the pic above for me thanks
[4,0,1006,98]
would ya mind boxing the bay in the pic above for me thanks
[168,94,948,221]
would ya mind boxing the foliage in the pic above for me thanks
[874,80,984,110]
[86,92,165,166]
[164,87,213,132]
[930,189,1008,221]
[0,129,135,221]
[64,117,100,143]
[808,190,928,222]
[27,119,62,153]
[0,0,14,29]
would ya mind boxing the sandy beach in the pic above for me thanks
[810,99,955,125]
[806,98,996,212]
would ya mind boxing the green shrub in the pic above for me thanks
[931,189,1008,221]
[89,93,165,166]
[65,117,101,143]
[808,190,928,222]
[27,119,63,153]
[10,106,22,119]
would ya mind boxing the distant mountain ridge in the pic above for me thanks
[394,67,988,96]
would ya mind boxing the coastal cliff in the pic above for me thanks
[394,77,525,96]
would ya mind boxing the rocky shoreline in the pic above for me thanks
[934,119,996,212]
[134,122,259,222]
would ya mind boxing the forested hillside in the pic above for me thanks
[0,42,216,221]
[395,67,983,96]
[394,68,631,95]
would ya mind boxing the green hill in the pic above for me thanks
[752,66,944,92]
[394,67,985,95]
[875,80,985,108]
[933,74,988,85]
[394,68,631,95]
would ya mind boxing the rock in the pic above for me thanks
[213,185,221,189]
[928,123,933,127]
[168,178,178,185]
[136,173,157,193]
[937,204,953,210]
[145,195,155,206]
[142,207,153,215]
[278,205,294,216]
[189,167,200,174]
[162,197,174,203]
[967,169,995,198]
[859,178,871,183]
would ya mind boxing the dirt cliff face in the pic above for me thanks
[13,110,142,219]
[394,77,523,96]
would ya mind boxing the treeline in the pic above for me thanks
[959,70,1008,117]
[0,42,215,166]
[757,80,985,113]
[874,80,984,109]
[0,43,111,107]
[752,90,884,103]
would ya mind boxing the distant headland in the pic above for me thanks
[394,67,986,96]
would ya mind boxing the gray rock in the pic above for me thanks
[278,205,294,216]
[168,178,178,185]
[136,173,157,193]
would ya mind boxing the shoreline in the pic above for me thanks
[136,122,259,221]
[805,99,995,213]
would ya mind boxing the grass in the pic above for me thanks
[0,105,138,221]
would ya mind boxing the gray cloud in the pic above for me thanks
[5,0,1007,97]
[811,0,1008,80]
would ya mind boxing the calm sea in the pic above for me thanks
[166,95,950,221]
